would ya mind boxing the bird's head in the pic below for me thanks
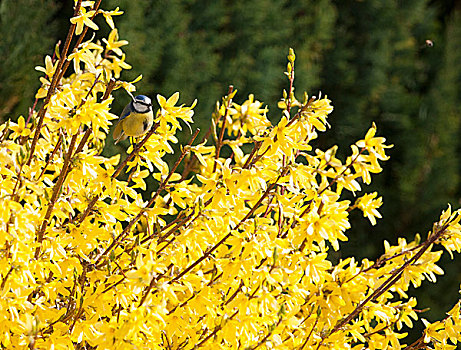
[132,95,152,113]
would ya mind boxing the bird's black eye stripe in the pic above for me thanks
[136,101,151,107]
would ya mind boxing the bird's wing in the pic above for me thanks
[118,102,133,122]
[113,102,133,144]
[113,121,125,144]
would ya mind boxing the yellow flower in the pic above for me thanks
[99,7,124,29]
[9,116,31,139]
[70,8,98,35]
[35,55,59,98]
[102,29,128,56]
[229,94,270,136]
[355,192,383,225]
[35,55,57,79]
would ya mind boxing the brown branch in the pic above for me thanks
[101,276,125,295]
[0,120,10,142]
[263,194,275,218]
[68,295,85,334]
[75,107,157,225]
[27,0,83,166]
[180,114,217,181]
[10,161,26,202]
[111,122,160,179]
[34,72,109,258]
[285,96,316,130]
[34,132,79,259]
[138,164,289,309]
[195,310,239,348]
[102,78,117,101]
[300,315,319,350]
[69,261,88,333]
[280,299,314,344]
[179,89,237,181]
[0,267,13,290]
[76,195,99,225]
[277,200,284,236]
[401,307,458,350]
[224,280,244,306]
[118,211,193,260]
[57,0,103,84]
[95,129,200,268]
[153,208,207,254]
[163,332,173,350]
[249,144,271,167]
[324,221,451,343]
[242,141,262,169]
[26,98,39,126]
[139,211,191,247]
[403,337,427,350]
[72,75,114,157]
[73,128,92,158]
[168,271,223,315]
[138,264,174,307]
[36,136,62,181]
[248,317,283,350]
[168,165,289,286]
[344,242,425,284]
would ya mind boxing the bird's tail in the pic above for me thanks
[113,122,126,144]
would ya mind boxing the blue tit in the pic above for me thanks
[113,95,154,144]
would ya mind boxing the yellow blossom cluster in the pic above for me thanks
[1,3,461,350]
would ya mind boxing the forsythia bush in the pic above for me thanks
[1,1,461,349]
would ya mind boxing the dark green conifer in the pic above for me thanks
[0,0,58,121]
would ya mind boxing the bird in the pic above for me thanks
[113,95,154,144]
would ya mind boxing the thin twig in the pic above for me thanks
[141,211,188,245]
[300,315,319,350]
[286,59,295,114]
[280,146,366,241]
[168,271,223,315]
[169,165,290,285]
[224,280,244,306]
[74,115,155,224]
[140,165,289,309]
[34,72,107,258]
[34,132,79,259]
[111,122,160,179]
[242,141,262,169]
[248,317,283,350]
[26,98,38,126]
[36,136,62,181]
[69,261,88,333]
[27,0,83,166]
[344,242,425,284]
[213,85,234,173]
[72,74,113,156]
[138,264,174,307]
[323,221,451,344]
[95,129,200,268]
[0,267,13,290]
[403,337,426,350]
[57,0,103,84]
[195,310,239,348]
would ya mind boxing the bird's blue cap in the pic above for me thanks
[135,95,149,102]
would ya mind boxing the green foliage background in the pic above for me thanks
[1,0,460,338]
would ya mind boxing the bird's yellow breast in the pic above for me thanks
[121,111,154,137]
